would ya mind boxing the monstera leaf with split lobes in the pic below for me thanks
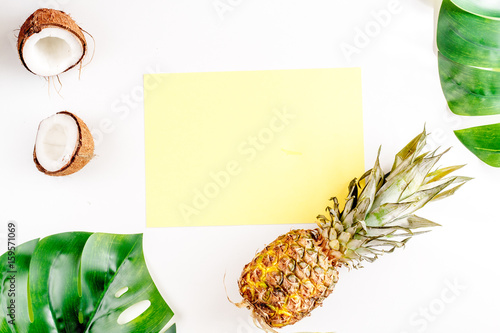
[437,0,500,167]
[0,232,176,333]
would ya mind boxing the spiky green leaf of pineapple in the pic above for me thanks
[317,129,470,266]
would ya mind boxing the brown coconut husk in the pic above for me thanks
[34,111,94,176]
[17,8,87,75]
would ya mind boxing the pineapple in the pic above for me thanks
[236,130,469,331]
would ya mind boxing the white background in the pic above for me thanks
[1,1,500,332]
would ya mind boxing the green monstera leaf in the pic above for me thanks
[0,232,176,333]
[437,0,500,167]
[455,123,500,167]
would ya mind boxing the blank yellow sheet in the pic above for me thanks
[144,68,364,227]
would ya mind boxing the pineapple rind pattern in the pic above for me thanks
[238,229,339,329]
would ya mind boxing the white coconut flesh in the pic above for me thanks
[22,27,84,77]
[35,113,80,172]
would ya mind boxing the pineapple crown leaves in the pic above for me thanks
[316,129,471,267]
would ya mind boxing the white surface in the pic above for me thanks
[0,1,499,333]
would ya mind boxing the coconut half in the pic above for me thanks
[18,8,87,77]
[34,112,94,176]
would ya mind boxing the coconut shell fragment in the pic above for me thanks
[34,111,94,176]
[18,8,87,77]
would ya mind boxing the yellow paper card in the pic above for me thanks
[144,68,364,227]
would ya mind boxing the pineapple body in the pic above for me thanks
[236,130,470,331]
[238,229,340,328]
